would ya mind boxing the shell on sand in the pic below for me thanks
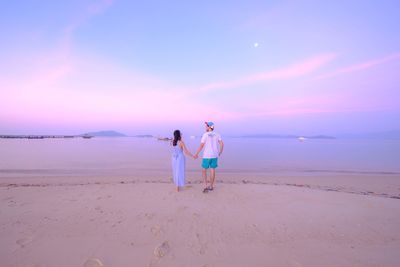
[83,258,105,267]
[154,241,170,258]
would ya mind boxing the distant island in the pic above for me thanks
[239,134,335,139]
[81,130,127,137]
[336,129,400,139]
[0,135,78,139]
[0,130,128,139]
[133,134,154,138]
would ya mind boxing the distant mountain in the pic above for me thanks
[337,129,400,139]
[82,130,127,137]
[241,134,297,139]
[240,134,335,139]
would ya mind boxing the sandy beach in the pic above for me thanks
[1,178,400,267]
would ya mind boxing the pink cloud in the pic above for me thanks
[240,95,340,117]
[250,105,397,117]
[0,45,239,126]
[199,53,336,92]
[315,53,400,80]
[237,89,399,118]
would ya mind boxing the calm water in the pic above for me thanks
[0,137,399,180]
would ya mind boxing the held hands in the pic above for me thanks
[193,154,199,159]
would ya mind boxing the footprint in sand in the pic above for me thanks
[144,213,155,220]
[97,195,112,200]
[8,200,17,207]
[83,258,105,267]
[287,260,302,267]
[16,236,33,248]
[154,241,170,258]
[151,225,164,236]
[95,206,104,213]
[178,206,188,212]
[196,233,207,255]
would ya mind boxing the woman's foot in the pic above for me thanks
[176,187,180,192]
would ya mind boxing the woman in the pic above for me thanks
[172,130,194,192]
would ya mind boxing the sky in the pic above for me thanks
[1,0,399,136]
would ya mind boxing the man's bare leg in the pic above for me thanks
[210,168,216,189]
[202,168,208,190]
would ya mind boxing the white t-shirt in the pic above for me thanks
[200,131,222,158]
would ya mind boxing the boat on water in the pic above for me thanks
[298,136,306,142]
[82,134,94,139]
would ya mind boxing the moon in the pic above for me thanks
[254,42,259,48]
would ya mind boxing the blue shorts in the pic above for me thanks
[202,158,218,169]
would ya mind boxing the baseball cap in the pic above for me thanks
[205,121,214,128]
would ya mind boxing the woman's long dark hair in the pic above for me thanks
[173,130,181,146]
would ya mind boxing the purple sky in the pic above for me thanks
[1,0,399,135]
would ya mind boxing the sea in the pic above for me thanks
[1,137,399,182]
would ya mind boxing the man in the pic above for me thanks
[194,122,224,193]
